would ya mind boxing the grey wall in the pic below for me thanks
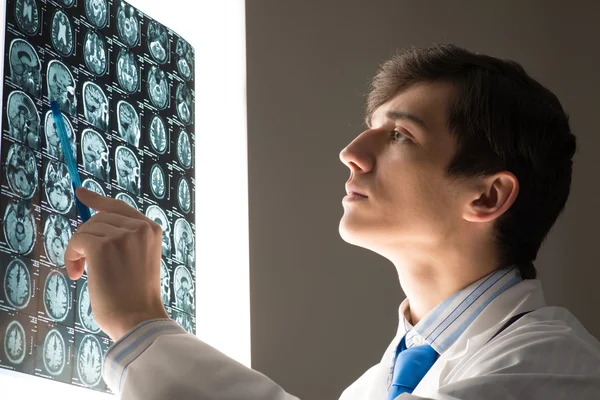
[246,1,600,398]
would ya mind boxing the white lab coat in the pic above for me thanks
[103,279,600,399]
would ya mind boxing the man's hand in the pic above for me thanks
[65,187,169,341]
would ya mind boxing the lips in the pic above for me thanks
[349,192,367,198]
[345,183,368,198]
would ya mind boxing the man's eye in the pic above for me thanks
[391,130,409,143]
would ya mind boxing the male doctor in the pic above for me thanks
[65,44,600,399]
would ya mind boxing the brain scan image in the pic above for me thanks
[147,66,169,109]
[14,0,40,35]
[77,334,103,387]
[147,20,168,64]
[44,110,76,163]
[6,143,38,199]
[82,129,109,181]
[0,0,196,388]
[50,10,73,56]
[177,130,192,169]
[83,82,109,132]
[42,329,66,375]
[174,265,194,315]
[9,39,42,97]
[43,214,72,267]
[4,320,27,365]
[116,1,139,47]
[145,205,171,258]
[7,90,40,150]
[160,259,170,306]
[149,115,167,154]
[83,30,107,76]
[47,60,77,115]
[3,200,36,256]
[115,192,138,211]
[174,218,194,270]
[177,177,191,214]
[117,101,140,147]
[175,83,192,125]
[82,179,105,216]
[175,311,194,333]
[43,270,70,322]
[85,0,108,28]
[3,259,31,310]
[116,49,139,93]
[78,281,100,333]
[175,37,193,81]
[45,161,74,214]
[115,146,140,195]
[150,164,166,200]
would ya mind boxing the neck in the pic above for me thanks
[392,241,499,325]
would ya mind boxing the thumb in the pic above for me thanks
[64,232,87,281]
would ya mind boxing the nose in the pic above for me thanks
[339,129,375,173]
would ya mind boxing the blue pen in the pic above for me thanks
[50,101,92,223]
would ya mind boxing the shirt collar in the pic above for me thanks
[397,266,523,355]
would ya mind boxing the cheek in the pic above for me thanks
[385,168,457,221]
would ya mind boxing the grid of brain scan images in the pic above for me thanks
[1,0,196,393]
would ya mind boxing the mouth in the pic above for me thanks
[347,191,367,198]
[343,192,368,203]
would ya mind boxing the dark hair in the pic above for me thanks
[366,44,577,280]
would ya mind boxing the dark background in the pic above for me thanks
[246,1,600,398]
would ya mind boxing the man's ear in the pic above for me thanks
[463,171,519,223]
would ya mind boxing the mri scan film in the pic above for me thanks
[82,129,110,181]
[146,205,171,258]
[14,0,40,35]
[147,20,169,64]
[116,1,139,47]
[50,10,74,57]
[83,30,108,76]
[85,0,108,29]
[115,146,140,195]
[7,90,40,150]
[43,214,72,268]
[5,142,38,199]
[3,200,37,256]
[47,60,77,115]
[1,0,195,392]
[83,82,109,132]
[9,39,42,97]
[149,115,168,154]
[45,110,77,163]
[117,100,140,147]
[44,160,75,214]
[116,49,139,93]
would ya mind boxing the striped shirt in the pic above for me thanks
[387,265,523,386]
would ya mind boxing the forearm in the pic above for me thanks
[103,319,300,400]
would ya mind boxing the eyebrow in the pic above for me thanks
[385,110,428,130]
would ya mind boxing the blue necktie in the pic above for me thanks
[387,336,439,400]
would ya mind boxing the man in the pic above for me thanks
[65,44,600,399]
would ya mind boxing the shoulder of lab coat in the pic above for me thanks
[343,280,600,400]
[102,318,300,400]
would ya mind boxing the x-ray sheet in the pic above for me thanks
[0,0,196,393]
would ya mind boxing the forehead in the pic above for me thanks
[370,80,456,132]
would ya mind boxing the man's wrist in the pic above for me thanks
[108,309,170,341]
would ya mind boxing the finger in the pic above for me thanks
[76,187,144,220]
[77,221,130,238]
[84,211,153,232]
[64,231,99,280]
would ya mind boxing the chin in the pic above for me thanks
[339,215,373,248]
